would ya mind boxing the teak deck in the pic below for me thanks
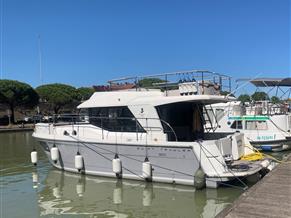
[216,156,291,218]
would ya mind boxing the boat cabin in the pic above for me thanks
[77,90,231,142]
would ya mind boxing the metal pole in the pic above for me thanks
[229,78,231,92]
[202,71,204,94]
[135,77,138,91]
[165,74,168,96]
[38,35,43,85]
[101,117,104,140]
[145,118,148,158]
[135,117,138,141]
[146,118,148,144]
[0,0,3,79]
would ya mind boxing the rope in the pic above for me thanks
[68,135,196,177]
[68,135,249,190]
[240,152,264,161]
[70,135,246,190]
[269,117,291,136]
[242,144,291,164]
[68,135,145,180]
[196,140,248,190]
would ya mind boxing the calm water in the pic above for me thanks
[0,132,245,218]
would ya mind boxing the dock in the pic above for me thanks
[216,156,291,218]
[0,124,34,133]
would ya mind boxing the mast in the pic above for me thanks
[0,0,3,79]
[38,34,43,85]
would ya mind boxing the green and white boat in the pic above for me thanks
[208,101,291,151]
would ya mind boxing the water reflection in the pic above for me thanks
[1,132,245,218]
[36,170,242,217]
[32,171,39,189]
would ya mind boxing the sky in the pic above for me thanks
[0,0,290,91]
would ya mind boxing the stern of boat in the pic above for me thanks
[193,132,276,188]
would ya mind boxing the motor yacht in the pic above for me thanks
[32,70,274,188]
[209,101,291,151]
[209,78,291,151]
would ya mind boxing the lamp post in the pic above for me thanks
[7,109,11,126]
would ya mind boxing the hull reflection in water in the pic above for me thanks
[35,170,242,217]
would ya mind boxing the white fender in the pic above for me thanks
[50,146,59,162]
[31,150,38,165]
[142,161,152,180]
[112,158,122,174]
[75,153,84,171]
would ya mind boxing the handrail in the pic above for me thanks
[50,114,178,142]
[108,70,231,83]
[245,103,289,116]
[106,69,232,93]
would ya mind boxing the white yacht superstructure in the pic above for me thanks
[32,71,273,188]
[209,101,291,151]
[209,77,291,151]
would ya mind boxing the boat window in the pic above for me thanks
[216,109,224,121]
[256,121,268,130]
[245,121,268,130]
[78,108,89,122]
[230,121,242,129]
[88,107,145,132]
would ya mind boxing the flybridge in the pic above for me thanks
[93,70,232,96]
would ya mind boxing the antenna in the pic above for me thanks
[0,0,3,79]
[38,34,43,84]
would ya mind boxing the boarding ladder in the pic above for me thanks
[202,105,219,133]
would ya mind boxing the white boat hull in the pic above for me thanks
[37,139,202,186]
[35,137,268,188]
[251,140,291,152]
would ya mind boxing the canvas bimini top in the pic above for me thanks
[248,78,291,87]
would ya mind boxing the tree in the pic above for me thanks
[0,80,39,123]
[238,94,251,103]
[77,87,94,101]
[271,96,280,104]
[138,78,166,88]
[251,92,269,101]
[36,83,78,114]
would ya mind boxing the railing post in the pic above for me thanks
[165,74,168,96]
[135,77,138,91]
[135,118,138,141]
[71,116,74,132]
[202,71,204,94]
[146,118,148,146]
[229,77,231,92]
[101,117,104,140]
[114,118,117,145]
